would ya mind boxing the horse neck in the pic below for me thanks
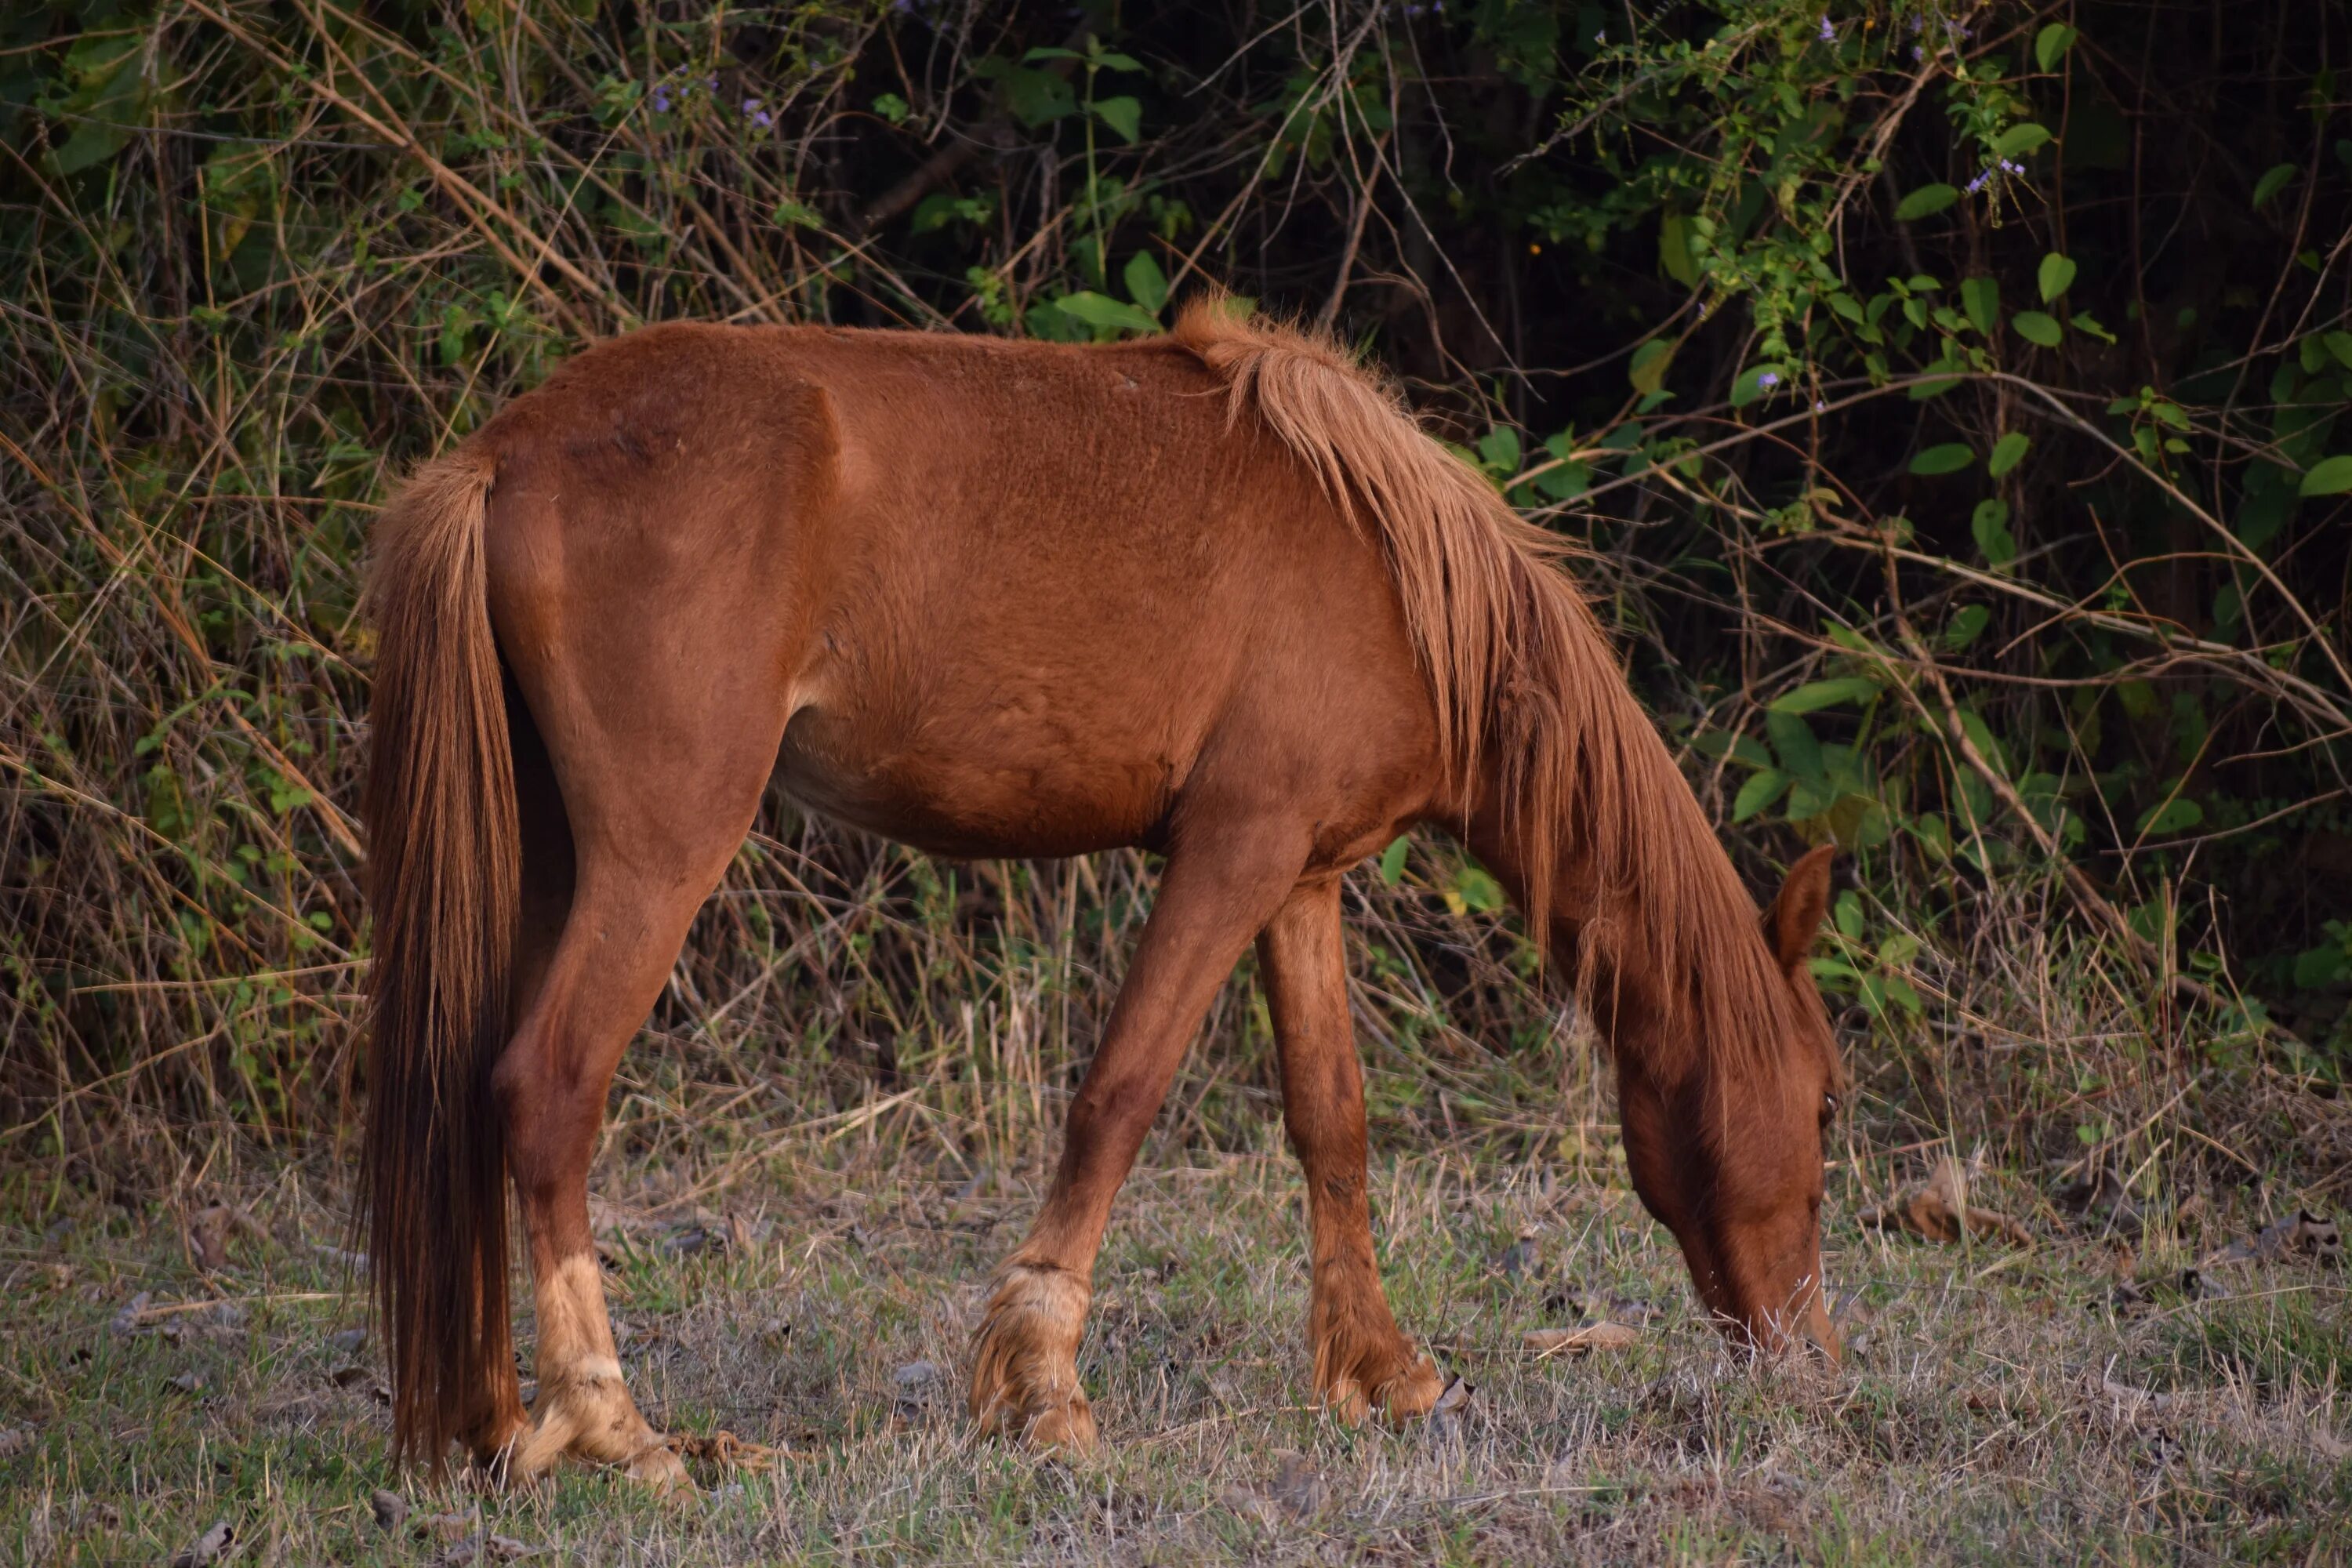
[1465,747,1784,1093]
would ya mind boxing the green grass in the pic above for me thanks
[5,1131,2345,1565]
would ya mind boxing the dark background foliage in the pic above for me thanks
[2,0,2347,1162]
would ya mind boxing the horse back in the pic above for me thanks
[470,321,1444,868]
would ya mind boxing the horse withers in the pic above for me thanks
[360,300,1845,1487]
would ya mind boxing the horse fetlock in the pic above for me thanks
[508,1359,692,1494]
[970,1261,1097,1452]
[1313,1317,1443,1426]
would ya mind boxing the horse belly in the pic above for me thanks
[771,691,1196,861]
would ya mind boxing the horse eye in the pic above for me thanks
[1820,1091,1840,1124]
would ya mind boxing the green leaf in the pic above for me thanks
[2135,797,2204,836]
[2037,252,2077,303]
[2252,162,2297,211]
[1477,426,1522,473]
[1123,250,1168,315]
[1960,276,1999,337]
[2034,23,2079,71]
[1994,123,2053,159]
[1628,337,1673,395]
[1972,498,2017,568]
[1910,442,1975,476]
[1453,862,1505,913]
[1944,604,1991,650]
[2324,331,2352,371]
[1378,836,1409,884]
[1052,291,1161,335]
[1766,710,1824,783]
[1894,183,1959,222]
[1092,95,1142,143]
[1987,432,2031,477]
[1771,676,1882,714]
[2299,454,2352,496]
[2012,310,2063,347]
[1730,365,1784,407]
[1534,432,1590,500]
[1733,769,1791,823]
[996,65,1076,126]
[1659,212,1699,287]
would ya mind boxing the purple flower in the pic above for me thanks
[1911,43,1926,60]
[1966,170,1990,194]
[650,86,673,114]
[1814,400,1828,413]
[753,110,773,129]
[706,74,719,91]
[1818,16,1835,43]
[1758,370,1781,390]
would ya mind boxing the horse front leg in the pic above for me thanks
[970,822,1308,1452]
[1258,877,1443,1425]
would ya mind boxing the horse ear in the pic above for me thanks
[1764,845,1836,974]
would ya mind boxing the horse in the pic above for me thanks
[359,298,1846,1490]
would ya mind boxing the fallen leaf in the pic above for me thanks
[2202,1210,2341,1270]
[1425,1374,1476,1447]
[164,1373,205,1396]
[413,1512,472,1542]
[1860,1158,2032,1247]
[0,1426,33,1458]
[1523,1321,1641,1359]
[111,1290,154,1337]
[891,1359,944,1420]
[187,1205,242,1272]
[1266,1450,1330,1519]
[169,1519,233,1567]
[371,1490,408,1532]
[328,1364,372,1389]
[2178,1267,2230,1301]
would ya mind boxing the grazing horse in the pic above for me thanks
[361,299,1845,1487]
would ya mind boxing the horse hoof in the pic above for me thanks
[624,1441,698,1497]
[1020,1392,1098,1455]
[1374,1352,1446,1426]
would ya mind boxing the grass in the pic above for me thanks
[4,1079,2346,1566]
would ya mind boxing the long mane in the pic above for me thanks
[1172,299,1802,1080]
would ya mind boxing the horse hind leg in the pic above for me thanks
[1258,877,1443,1425]
[487,711,788,1490]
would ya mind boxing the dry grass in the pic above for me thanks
[3,951,2347,1566]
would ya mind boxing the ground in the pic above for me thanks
[3,1123,2345,1566]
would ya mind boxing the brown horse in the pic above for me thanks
[360,299,1844,1488]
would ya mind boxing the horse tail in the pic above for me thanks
[357,448,520,1471]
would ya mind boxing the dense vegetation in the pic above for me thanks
[2,0,2347,1178]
